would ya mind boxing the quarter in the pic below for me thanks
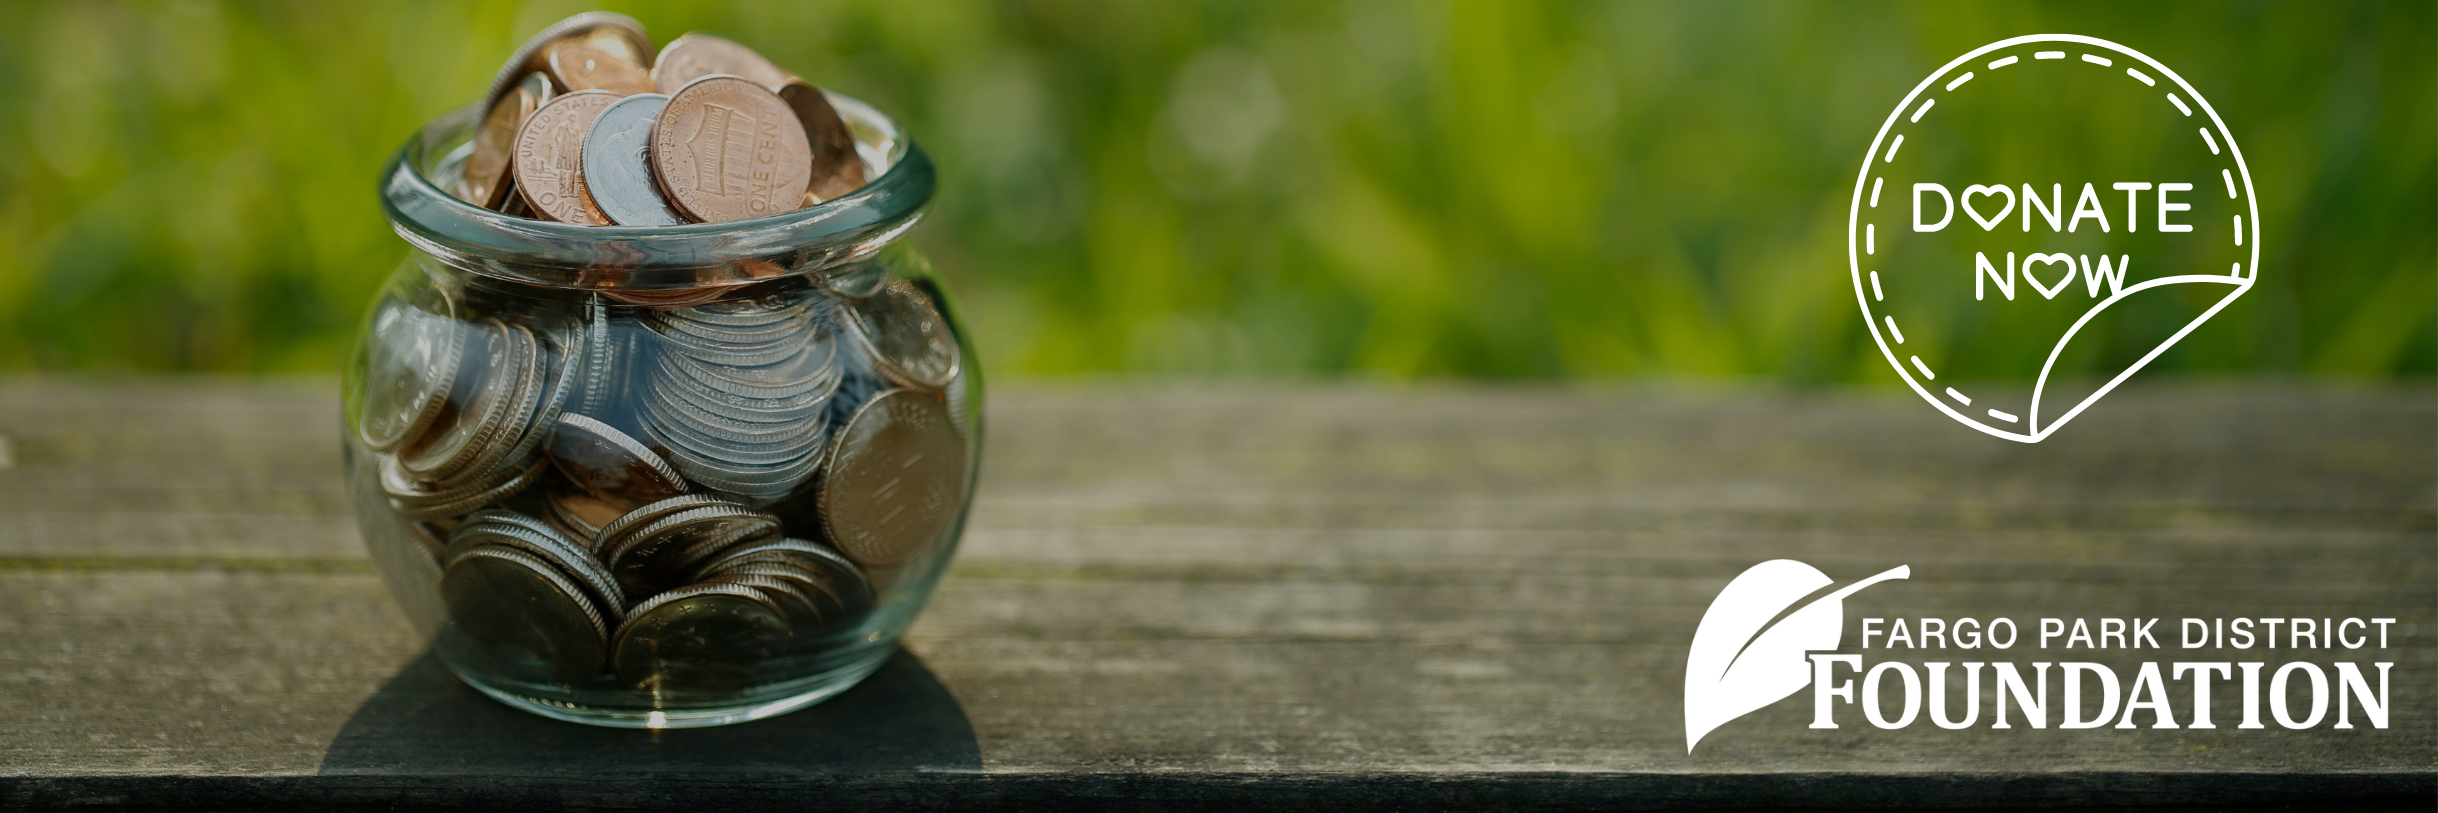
[817,389,966,567]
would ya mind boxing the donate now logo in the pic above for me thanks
[1847,35,2259,442]
[1683,560,1909,753]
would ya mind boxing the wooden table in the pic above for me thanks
[0,379,2428,811]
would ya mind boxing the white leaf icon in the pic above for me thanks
[1684,561,1909,753]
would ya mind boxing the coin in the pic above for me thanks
[483,12,651,115]
[595,493,736,555]
[547,485,626,544]
[574,297,618,416]
[582,93,685,226]
[611,582,791,691]
[818,389,965,567]
[652,75,814,223]
[442,545,610,685]
[358,294,463,452]
[399,322,510,477]
[452,510,627,614]
[544,37,655,96]
[698,537,874,622]
[548,412,689,508]
[845,280,959,391]
[513,90,622,226]
[413,322,545,486]
[463,72,552,210]
[602,504,779,594]
[650,32,793,94]
[777,80,866,203]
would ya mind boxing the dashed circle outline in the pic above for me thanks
[1847,34,2260,444]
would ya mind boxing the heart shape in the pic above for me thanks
[1962,184,2014,231]
[2022,253,2076,299]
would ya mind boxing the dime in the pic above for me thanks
[413,322,545,486]
[513,90,622,226]
[544,37,654,96]
[483,12,651,115]
[845,280,959,391]
[442,545,610,685]
[582,93,685,226]
[650,32,792,94]
[358,294,463,452]
[777,80,866,203]
[574,297,618,416]
[818,389,966,567]
[462,72,552,210]
[611,582,791,691]
[652,76,813,223]
[547,412,688,508]
[398,322,510,477]
[595,493,736,556]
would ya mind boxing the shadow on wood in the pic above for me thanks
[317,648,980,776]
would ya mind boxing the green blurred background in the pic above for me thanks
[0,1,2426,379]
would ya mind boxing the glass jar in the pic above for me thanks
[343,91,977,728]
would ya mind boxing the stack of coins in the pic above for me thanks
[455,12,866,228]
[355,15,974,693]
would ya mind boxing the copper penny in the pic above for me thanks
[482,12,651,114]
[777,80,867,203]
[545,38,655,96]
[652,76,813,223]
[513,90,621,226]
[651,32,792,94]
[462,72,552,210]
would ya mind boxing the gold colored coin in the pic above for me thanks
[777,80,867,204]
[544,38,655,96]
[482,12,652,114]
[652,76,814,223]
[651,32,792,94]
[512,90,622,226]
[462,72,552,210]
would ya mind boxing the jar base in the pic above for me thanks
[447,645,897,728]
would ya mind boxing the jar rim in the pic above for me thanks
[379,90,934,291]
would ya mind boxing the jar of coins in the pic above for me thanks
[343,14,975,728]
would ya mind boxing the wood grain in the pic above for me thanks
[0,378,2428,810]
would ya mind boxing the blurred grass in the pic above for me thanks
[0,0,2426,379]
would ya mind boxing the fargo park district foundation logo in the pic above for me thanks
[1683,561,2399,753]
[1849,35,2259,442]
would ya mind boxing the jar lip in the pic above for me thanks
[380,90,934,292]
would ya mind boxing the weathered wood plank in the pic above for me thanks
[0,379,2428,810]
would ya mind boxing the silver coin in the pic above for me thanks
[451,510,628,615]
[582,93,685,227]
[818,389,965,567]
[646,320,814,367]
[698,537,874,622]
[641,410,828,468]
[695,573,825,632]
[442,545,610,685]
[576,298,617,416]
[595,493,739,557]
[670,296,812,327]
[640,389,828,448]
[474,321,587,483]
[359,295,464,452]
[423,322,548,487]
[649,426,825,497]
[663,336,839,401]
[611,583,791,692]
[818,258,891,300]
[548,412,689,508]
[392,458,546,522]
[843,281,958,392]
[652,360,835,418]
[603,505,779,597]
[399,322,510,479]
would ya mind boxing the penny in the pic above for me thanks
[582,93,685,226]
[818,389,966,567]
[777,79,866,203]
[462,72,552,210]
[442,545,609,685]
[544,38,655,96]
[358,294,463,452]
[548,412,689,508]
[611,583,791,691]
[547,485,626,545]
[483,12,651,115]
[846,280,959,391]
[650,32,793,94]
[513,90,622,226]
[652,76,813,223]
